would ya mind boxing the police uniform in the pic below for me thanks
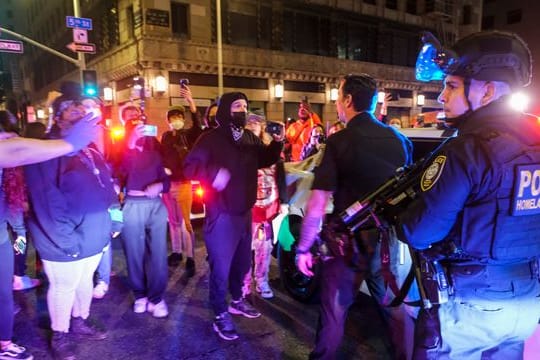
[309,112,412,359]
[399,97,540,359]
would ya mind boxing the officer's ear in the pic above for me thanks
[480,81,496,107]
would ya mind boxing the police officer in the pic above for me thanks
[296,74,412,359]
[398,31,540,359]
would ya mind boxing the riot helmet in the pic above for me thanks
[416,31,532,87]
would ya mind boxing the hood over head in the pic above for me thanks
[216,92,248,127]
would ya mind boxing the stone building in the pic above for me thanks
[15,0,481,132]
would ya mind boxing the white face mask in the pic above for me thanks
[171,120,184,130]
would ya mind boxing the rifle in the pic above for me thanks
[318,152,451,310]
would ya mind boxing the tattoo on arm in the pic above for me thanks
[299,215,321,252]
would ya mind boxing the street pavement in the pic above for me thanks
[13,224,393,360]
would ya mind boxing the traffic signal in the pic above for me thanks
[82,70,98,97]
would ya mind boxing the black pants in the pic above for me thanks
[204,210,252,316]
[310,235,413,360]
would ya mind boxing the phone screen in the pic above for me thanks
[142,124,158,137]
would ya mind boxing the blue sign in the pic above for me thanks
[512,164,540,216]
[66,16,93,30]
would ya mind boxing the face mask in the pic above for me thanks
[171,120,184,130]
[231,112,247,128]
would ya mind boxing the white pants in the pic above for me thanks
[42,253,102,332]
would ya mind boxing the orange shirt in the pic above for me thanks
[285,113,322,162]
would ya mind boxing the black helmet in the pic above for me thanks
[416,31,532,87]
[445,31,531,87]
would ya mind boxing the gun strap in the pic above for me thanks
[380,229,422,308]
[379,229,401,298]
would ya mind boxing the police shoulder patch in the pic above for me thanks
[421,155,447,192]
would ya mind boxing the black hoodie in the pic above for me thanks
[183,92,283,215]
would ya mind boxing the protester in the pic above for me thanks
[118,105,170,318]
[161,84,203,276]
[242,113,288,299]
[296,74,413,359]
[398,30,540,359]
[299,124,326,161]
[285,99,322,161]
[23,82,116,360]
[184,92,283,341]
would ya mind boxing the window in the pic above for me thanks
[126,5,135,39]
[507,9,522,24]
[462,5,472,25]
[228,3,258,47]
[406,0,417,15]
[386,0,397,10]
[482,15,495,29]
[171,1,189,38]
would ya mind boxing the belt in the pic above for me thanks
[127,190,146,197]
[449,259,539,280]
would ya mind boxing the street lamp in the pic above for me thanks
[330,86,339,102]
[274,81,284,99]
[103,87,114,101]
[417,94,425,106]
[155,74,168,93]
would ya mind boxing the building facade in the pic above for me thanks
[17,0,481,132]
[482,0,540,114]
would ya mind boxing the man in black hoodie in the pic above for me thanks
[184,92,283,341]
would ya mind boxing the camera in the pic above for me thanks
[265,121,283,136]
[180,78,189,88]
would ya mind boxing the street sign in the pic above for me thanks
[73,29,88,44]
[66,16,93,30]
[66,42,96,54]
[0,39,24,53]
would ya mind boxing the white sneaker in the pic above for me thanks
[256,282,274,299]
[133,297,148,313]
[147,300,168,318]
[92,281,109,299]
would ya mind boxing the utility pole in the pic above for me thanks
[73,0,86,72]
[216,0,223,96]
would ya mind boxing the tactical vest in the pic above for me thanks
[456,118,540,263]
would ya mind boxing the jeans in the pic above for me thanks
[0,237,14,340]
[95,242,112,285]
[204,210,252,315]
[121,196,168,304]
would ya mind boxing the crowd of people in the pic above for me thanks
[1,29,539,360]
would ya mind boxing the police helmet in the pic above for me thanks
[416,31,532,87]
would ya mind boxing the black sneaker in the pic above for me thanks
[212,312,238,341]
[228,298,261,318]
[70,317,107,340]
[0,342,33,360]
[185,258,195,278]
[167,253,183,267]
[50,332,76,360]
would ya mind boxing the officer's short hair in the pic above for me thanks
[342,74,378,112]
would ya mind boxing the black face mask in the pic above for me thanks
[231,112,247,128]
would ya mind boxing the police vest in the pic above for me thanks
[457,117,540,263]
